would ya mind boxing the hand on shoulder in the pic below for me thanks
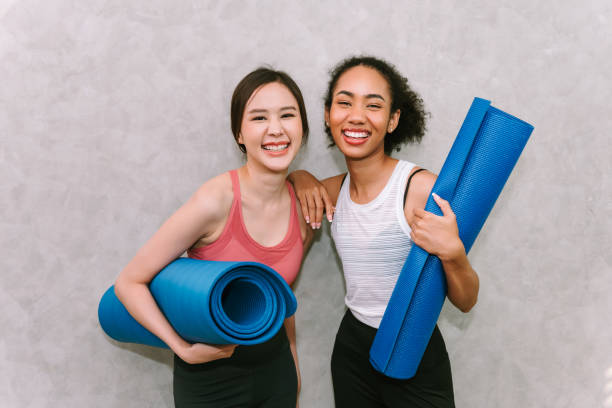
[288,170,342,229]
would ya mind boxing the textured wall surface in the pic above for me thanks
[1,1,611,407]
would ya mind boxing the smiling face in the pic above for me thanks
[238,81,303,173]
[326,65,400,159]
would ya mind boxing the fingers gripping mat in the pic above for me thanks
[98,258,296,347]
[369,98,533,379]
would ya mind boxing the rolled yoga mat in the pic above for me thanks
[98,258,297,347]
[369,97,533,379]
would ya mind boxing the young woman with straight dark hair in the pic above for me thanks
[115,67,313,407]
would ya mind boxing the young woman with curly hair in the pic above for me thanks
[290,56,479,407]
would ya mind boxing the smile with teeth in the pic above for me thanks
[262,143,289,151]
[343,130,370,138]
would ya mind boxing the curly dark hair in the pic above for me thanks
[324,56,428,154]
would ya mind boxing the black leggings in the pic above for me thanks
[331,310,455,408]
[173,329,297,408]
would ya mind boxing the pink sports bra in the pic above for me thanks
[187,169,303,285]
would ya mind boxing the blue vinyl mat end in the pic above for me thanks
[98,258,296,347]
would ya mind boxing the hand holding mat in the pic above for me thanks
[98,258,296,347]
[369,97,533,379]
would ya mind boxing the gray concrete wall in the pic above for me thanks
[2,0,611,406]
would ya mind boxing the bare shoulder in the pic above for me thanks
[190,172,234,226]
[322,173,347,205]
[120,172,235,275]
[404,169,437,216]
[410,169,437,200]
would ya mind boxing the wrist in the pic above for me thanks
[169,338,191,358]
[438,239,466,263]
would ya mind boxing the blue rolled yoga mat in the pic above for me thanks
[98,258,296,347]
[370,97,533,379]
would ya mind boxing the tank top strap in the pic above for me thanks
[229,169,241,202]
[285,180,299,233]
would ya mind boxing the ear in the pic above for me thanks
[388,109,401,133]
[324,108,330,128]
[237,133,244,144]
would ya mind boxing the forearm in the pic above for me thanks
[287,169,315,183]
[440,250,479,312]
[114,277,189,353]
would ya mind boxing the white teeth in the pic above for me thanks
[262,144,288,151]
[344,130,369,138]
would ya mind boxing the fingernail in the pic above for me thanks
[305,216,310,223]
[432,193,439,199]
[327,215,333,222]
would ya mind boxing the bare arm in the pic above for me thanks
[404,170,479,312]
[114,173,237,363]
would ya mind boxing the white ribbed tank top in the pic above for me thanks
[331,160,416,328]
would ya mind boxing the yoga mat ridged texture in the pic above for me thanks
[370,97,533,379]
[98,258,296,347]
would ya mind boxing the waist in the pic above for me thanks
[174,328,290,371]
[337,310,447,362]
[344,274,404,328]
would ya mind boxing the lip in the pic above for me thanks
[342,129,370,146]
[261,141,291,156]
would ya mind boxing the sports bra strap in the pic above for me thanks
[403,168,427,207]
[340,172,348,188]
[229,170,241,201]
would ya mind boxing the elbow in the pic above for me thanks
[113,272,132,303]
[113,276,125,302]
[458,272,479,313]
[458,287,479,313]
[458,296,477,313]
[448,285,478,313]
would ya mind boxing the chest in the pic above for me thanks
[241,200,292,247]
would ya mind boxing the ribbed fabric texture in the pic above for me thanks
[331,161,416,328]
[187,169,303,285]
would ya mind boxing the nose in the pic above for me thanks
[268,115,284,136]
[348,104,366,124]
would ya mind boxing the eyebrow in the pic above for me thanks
[335,90,386,102]
[247,106,297,114]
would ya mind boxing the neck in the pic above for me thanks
[346,149,396,186]
[345,150,397,201]
[239,161,288,202]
